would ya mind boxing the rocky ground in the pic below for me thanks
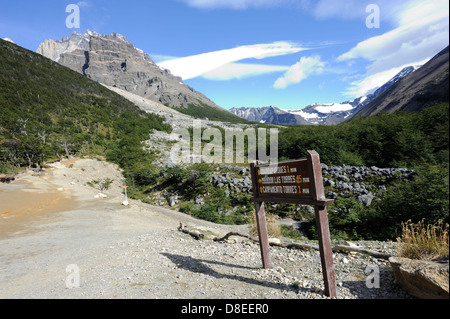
[0,158,412,300]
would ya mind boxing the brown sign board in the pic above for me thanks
[249,150,337,298]
[251,152,333,206]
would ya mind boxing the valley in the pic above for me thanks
[0,25,448,300]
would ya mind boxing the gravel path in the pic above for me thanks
[0,158,412,299]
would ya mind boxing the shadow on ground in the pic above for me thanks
[161,252,323,296]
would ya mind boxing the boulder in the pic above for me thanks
[324,179,335,187]
[268,238,281,245]
[326,191,338,199]
[358,193,374,207]
[168,195,178,207]
[389,257,449,299]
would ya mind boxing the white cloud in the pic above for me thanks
[76,1,90,7]
[180,0,292,10]
[201,62,289,81]
[343,58,429,97]
[158,42,306,80]
[311,0,408,23]
[273,55,326,89]
[338,0,449,97]
[151,54,179,63]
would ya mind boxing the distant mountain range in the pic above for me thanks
[230,65,422,125]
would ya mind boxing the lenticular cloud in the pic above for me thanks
[157,42,306,81]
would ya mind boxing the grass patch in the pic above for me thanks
[249,211,281,239]
[397,219,449,260]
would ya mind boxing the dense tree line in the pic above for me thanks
[278,103,449,168]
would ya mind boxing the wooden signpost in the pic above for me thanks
[250,150,337,298]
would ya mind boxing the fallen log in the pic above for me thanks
[212,230,391,259]
[213,231,319,251]
[178,223,204,240]
[213,232,256,242]
[271,241,320,251]
[332,244,391,260]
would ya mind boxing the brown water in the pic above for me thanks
[0,176,78,239]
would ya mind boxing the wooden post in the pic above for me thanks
[254,201,273,269]
[307,150,337,298]
[315,205,337,298]
[250,161,273,270]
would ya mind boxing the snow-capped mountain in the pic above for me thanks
[229,106,310,125]
[354,47,448,117]
[230,65,421,125]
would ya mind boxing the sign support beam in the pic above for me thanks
[250,161,273,269]
[254,201,273,270]
[315,205,337,297]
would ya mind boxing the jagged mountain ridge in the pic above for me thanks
[353,46,449,117]
[36,30,237,120]
[230,65,421,125]
[229,106,310,125]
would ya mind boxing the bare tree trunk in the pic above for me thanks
[211,230,391,259]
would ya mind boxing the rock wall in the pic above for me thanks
[210,164,415,207]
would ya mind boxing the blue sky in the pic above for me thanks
[1,0,448,110]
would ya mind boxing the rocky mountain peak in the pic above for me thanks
[36,31,223,111]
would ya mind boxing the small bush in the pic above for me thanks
[99,178,114,191]
[0,162,15,174]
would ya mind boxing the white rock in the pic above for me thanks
[269,238,281,245]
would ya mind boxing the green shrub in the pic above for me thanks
[361,163,449,240]
[0,162,15,174]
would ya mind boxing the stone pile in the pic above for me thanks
[209,164,415,207]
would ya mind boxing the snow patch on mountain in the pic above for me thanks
[2,38,14,44]
[314,103,354,114]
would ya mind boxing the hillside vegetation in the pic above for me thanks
[276,103,449,240]
[173,102,249,123]
[0,39,170,174]
[126,103,449,240]
[278,103,449,168]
